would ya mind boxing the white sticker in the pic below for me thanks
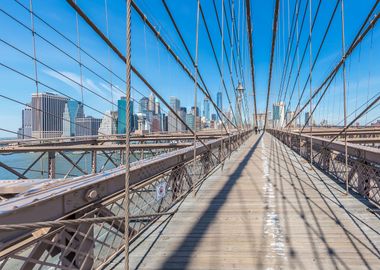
[156,182,167,201]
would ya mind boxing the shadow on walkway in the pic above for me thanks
[159,134,263,269]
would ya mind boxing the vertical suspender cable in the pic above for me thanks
[296,1,302,153]
[193,0,200,193]
[29,0,40,140]
[245,0,258,129]
[264,0,280,131]
[341,0,348,194]
[308,0,313,164]
[74,1,84,105]
[124,0,132,268]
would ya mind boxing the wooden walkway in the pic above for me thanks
[107,134,380,269]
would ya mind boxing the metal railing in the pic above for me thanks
[268,129,380,207]
[0,130,251,269]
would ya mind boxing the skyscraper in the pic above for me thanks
[98,111,117,135]
[62,100,84,137]
[186,113,194,130]
[21,105,32,139]
[148,93,155,112]
[117,97,134,134]
[179,107,187,131]
[76,116,101,136]
[305,112,310,127]
[31,92,68,138]
[203,97,210,121]
[191,106,200,117]
[154,101,160,115]
[139,97,149,114]
[273,102,285,128]
[168,96,180,132]
[217,92,222,111]
[162,113,168,132]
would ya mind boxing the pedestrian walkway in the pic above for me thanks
[107,134,380,269]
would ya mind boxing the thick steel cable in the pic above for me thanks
[212,0,236,81]
[264,0,280,131]
[286,7,380,128]
[66,0,219,160]
[276,0,299,104]
[198,3,240,128]
[245,0,258,128]
[282,0,321,117]
[131,0,237,131]
[14,0,126,87]
[0,61,122,131]
[125,0,131,267]
[160,0,232,132]
[340,0,348,194]
[2,5,189,134]
[284,0,338,119]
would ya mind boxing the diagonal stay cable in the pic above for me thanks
[66,0,223,162]
[286,4,380,128]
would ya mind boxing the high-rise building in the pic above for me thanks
[168,97,180,132]
[76,116,101,136]
[139,97,149,114]
[217,92,222,111]
[98,111,117,135]
[154,101,160,115]
[179,107,187,131]
[211,113,217,121]
[286,111,295,128]
[148,93,155,112]
[186,113,195,130]
[272,102,285,128]
[162,113,168,132]
[203,98,210,121]
[190,106,200,117]
[133,114,138,132]
[20,105,32,139]
[305,112,310,127]
[62,100,84,137]
[117,97,134,134]
[151,114,161,132]
[31,92,68,138]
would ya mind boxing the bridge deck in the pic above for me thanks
[108,134,380,269]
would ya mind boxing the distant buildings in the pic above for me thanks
[139,97,149,114]
[216,92,222,111]
[17,92,228,139]
[62,100,84,137]
[203,98,210,121]
[98,111,117,135]
[186,113,195,130]
[117,97,134,134]
[31,92,68,138]
[168,96,181,132]
[371,120,380,127]
[18,105,32,139]
[76,116,101,136]
[305,112,310,127]
[272,102,285,128]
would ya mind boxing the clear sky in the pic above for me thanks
[0,0,379,137]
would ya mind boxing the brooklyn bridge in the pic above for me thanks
[0,0,379,269]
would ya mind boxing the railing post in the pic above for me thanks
[91,150,97,174]
[48,151,55,179]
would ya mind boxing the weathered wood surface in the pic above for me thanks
[106,134,380,269]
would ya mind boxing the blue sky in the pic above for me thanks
[0,0,379,137]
